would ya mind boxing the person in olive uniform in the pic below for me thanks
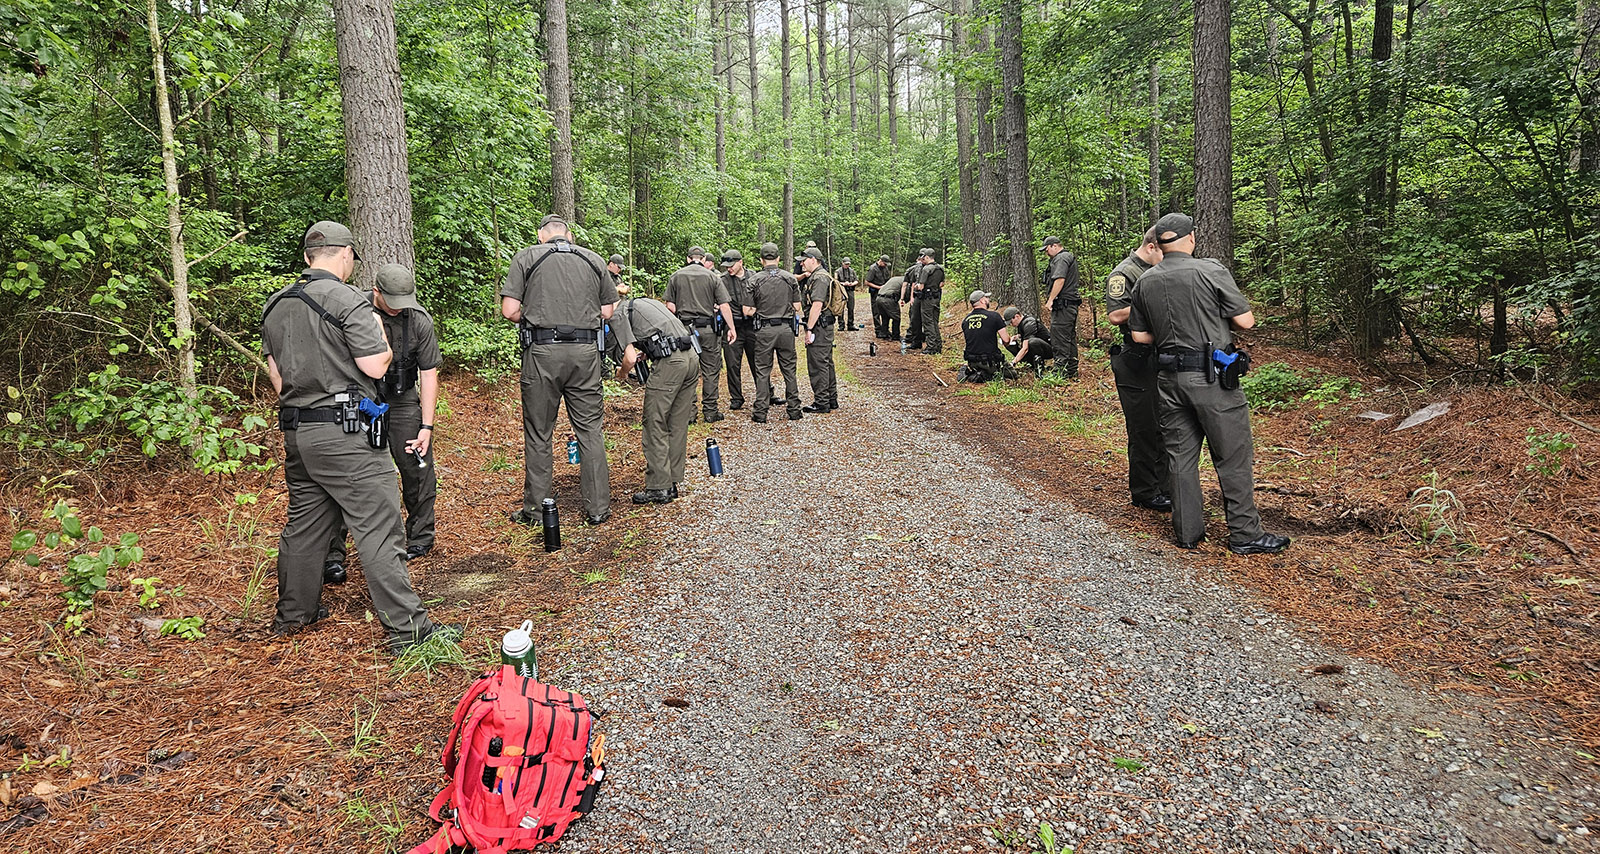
[794,239,819,284]
[664,246,737,422]
[900,255,925,348]
[1128,213,1290,555]
[959,291,1015,382]
[607,286,697,504]
[910,248,944,354]
[323,263,443,585]
[1106,226,1172,513]
[834,257,859,331]
[500,214,617,526]
[607,254,625,289]
[261,221,447,653]
[801,249,844,412]
[744,243,804,422]
[720,250,759,411]
[1040,236,1081,378]
[876,273,905,343]
[999,306,1052,373]
[865,255,894,338]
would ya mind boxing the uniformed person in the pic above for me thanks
[1040,236,1081,378]
[875,273,905,343]
[959,291,1016,382]
[323,263,443,585]
[607,286,697,504]
[1106,226,1172,513]
[664,246,737,422]
[794,239,819,285]
[801,248,844,412]
[900,254,925,348]
[999,306,1052,373]
[865,255,894,338]
[261,221,448,653]
[500,214,617,526]
[607,254,625,289]
[910,248,944,354]
[834,257,859,331]
[719,250,759,411]
[1128,213,1290,554]
[701,252,718,272]
[744,242,804,422]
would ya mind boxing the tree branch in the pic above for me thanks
[186,229,249,270]
[176,44,274,128]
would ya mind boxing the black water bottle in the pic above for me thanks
[541,498,561,552]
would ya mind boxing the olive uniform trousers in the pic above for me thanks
[276,423,432,643]
[806,320,837,406]
[723,321,759,409]
[752,324,802,419]
[641,349,698,490]
[917,292,942,353]
[325,399,435,565]
[520,342,611,518]
[1050,299,1081,376]
[1109,344,1169,504]
[873,295,900,340]
[684,320,724,417]
[1157,372,1265,546]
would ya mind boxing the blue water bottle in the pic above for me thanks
[566,434,580,464]
[706,437,724,476]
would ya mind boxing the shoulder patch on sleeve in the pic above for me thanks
[1107,274,1128,299]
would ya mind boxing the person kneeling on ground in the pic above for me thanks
[999,306,1052,374]
[958,290,1016,382]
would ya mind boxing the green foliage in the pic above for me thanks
[438,317,520,380]
[1110,756,1145,773]
[1241,362,1314,410]
[1525,429,1576,477]
[1036,820,1072,854]
[158,616,206,641]
[11,501,143,633]
[1407,472,1468,545]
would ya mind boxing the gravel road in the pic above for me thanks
[549,343,1599,853]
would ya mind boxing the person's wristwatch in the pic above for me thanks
[420,424,434,432]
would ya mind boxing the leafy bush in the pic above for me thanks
[438,317,520,379]
[9,501,144,634]
[1241,362,1315,409]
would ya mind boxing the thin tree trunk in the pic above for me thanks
[332,0,417,289]
[819,0,832,252]
[848,4,861,255]
[544,0,577,220]
[954,9,978,250]
[1192,0,1234,262]
[148,0,196,394]
[886,5,898,151]
[748,0,759,126]
[997,0,1038,312]
[1149,60,1160,220]
[782,0,795,266]
[714,0,728,229]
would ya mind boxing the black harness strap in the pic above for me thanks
[262,271,348,330]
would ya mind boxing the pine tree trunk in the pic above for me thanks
[1581,0,1600,179]
[818,0,832,250]
[997,0,1038,312]
[848,4,861,255]
[148,0,196,394]
[1149,60,1161,220]
[713,0,728,229]
[544,0,576,220]
[1192,0,1234,262]
[747,0,759,126]
[332,0,417,289]
[885,5,898,151]
[954,9,978,251]
[782,0,794,266]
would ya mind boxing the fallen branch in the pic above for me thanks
[1521,526,1580,558]
[185,229,249,270]
[193,310,269,374]
[1523,387,1600,435]
[931,370,948,388]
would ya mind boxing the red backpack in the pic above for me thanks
[409,666,605,854]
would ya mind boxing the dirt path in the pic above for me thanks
[547,340,1598,853]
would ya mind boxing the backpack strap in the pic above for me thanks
[262,271,348,330]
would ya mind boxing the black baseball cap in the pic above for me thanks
[1154,213,1195,244]
[539,213,567,228]
[1040,236,1062,251]
[720,249,743,268]
[802,248,824,260]
[760,242,780,259]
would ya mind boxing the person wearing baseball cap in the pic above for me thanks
[743,243,804,421]
[907,247,945,354]
[957,290,1014,382]
[865,254,895,338]
[800,248,843,413]
[260,221,453,653]
[607,254,625,288]
[665,245,737,422]
[719,250,759,411]
[833,256,859,331]
[1105,224,1172,514]
[1040,235,1081,378]
[1127,212,1289,556]
[999,303,1052,374]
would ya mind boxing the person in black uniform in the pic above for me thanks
[999,306,1052,373]
[720,250,759,411]
[1106,226,1172,513]
[1040,236,1080,378]
[958,291,1015,382]
[865,255,894,339]
[1128,213,1289,554]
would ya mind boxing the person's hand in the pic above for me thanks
[726,329,737,345]
[805,331,815,345]
[615,365,626,382]
[407,428,432,458]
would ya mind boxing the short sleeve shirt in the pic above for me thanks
[607,297,690,357]
[261,269,387,409]
[664,264,731,318]
[748,266,801,318]
[377,307,442,402]
[1127,252,1252,352]
[807,269,836,308]
[722,270,749,314]
[1046,251,1079,300]
[920,263,946,291]
[962,308,1005,360]
[880,276,907,300]
[499,240,618,329]
[835,266,858,285]
[866,263,891,288]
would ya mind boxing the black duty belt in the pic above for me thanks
[527,326,600,344]
[757,317,794,328]
[917,289,940,299]
[681,315,715,328]
[278,406,341,430]
[818,312,836,323]
[1156,348,1208,373]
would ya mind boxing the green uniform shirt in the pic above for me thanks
[499,240,618,329]
[865,262,891,291]
[608,297,690,356]
[878,275,907,301]
[904,263,923,286]
[378,306,442,403]
[722,269,750,317]
[1127,251,1253,352]
[1045,251,1079,302]
[920,262,946,292]
[834,266,858,286]
[262,269,388,409]
[1106,253,1154,345]
[746,265,800,320]
[664,263,731,318]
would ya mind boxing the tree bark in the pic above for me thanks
[1578,0,1599,178]
[543,0,577,221]
[954,9,978,251]
[997,0,1038,313]
[782,0,795,266]
[148,0,196,394]
[974,11,1005,297]
[885,5,898,151]
[848,3,861,255]
[819,0,833,252]
[1149,60,1161,220]
[332,0,417,289]
[714,0,728,229]
[1192,0,1234,262]
[747,0,759,126]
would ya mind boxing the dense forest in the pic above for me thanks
[2,0,1597,470]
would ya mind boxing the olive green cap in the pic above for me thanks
[1153,212,1195,244]
[303,220,360,260]
[608,254,624,265]
[802,248,824,260]
[760,242,780,259]
[688,246,708,259]
[1040,235,1062,250]
[375,263,421,311]
[720,249,743,268]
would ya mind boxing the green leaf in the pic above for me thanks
[61,516,83,538]
[86,527,103,542]
[10,530,36,551]
[23,554,40,567]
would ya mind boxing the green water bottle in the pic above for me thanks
[501,619,538,679]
